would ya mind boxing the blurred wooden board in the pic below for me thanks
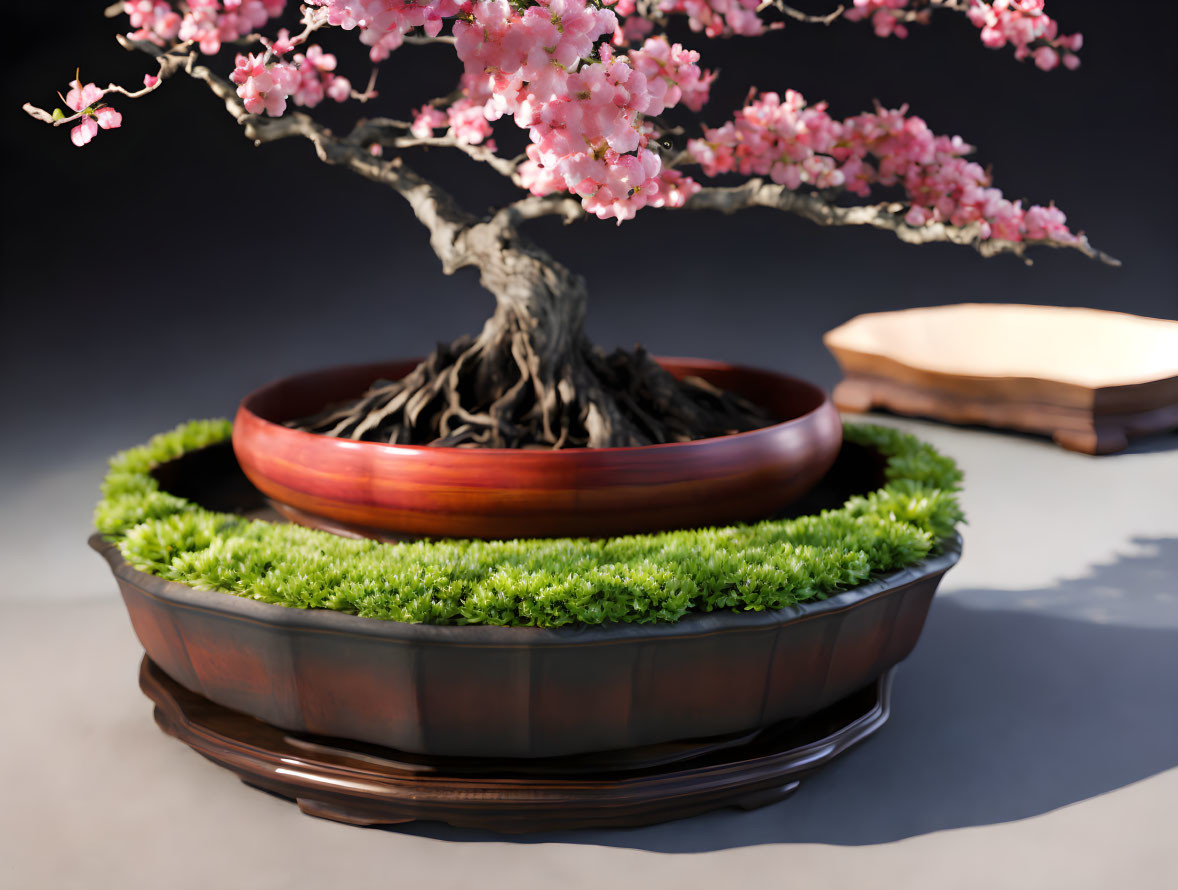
[825,304,1178,454]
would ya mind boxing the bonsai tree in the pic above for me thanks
[25,0,1114,449]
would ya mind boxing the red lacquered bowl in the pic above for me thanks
[232,357,843,540]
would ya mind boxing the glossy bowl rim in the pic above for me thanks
[236,355,838,458]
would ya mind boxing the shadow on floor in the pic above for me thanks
[392,538,1178,849]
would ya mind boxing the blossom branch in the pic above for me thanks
[112,37,527,279]
[353,118,522,180]
[493,195,586,229]
[343,67,381,103]
[894,0,969,20]
[685,179,1121,265]
[404,34,457,46]
[845,1,1081,69]
[22,60,166,128]
[760,3,846,26]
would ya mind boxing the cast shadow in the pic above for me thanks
[393,537,1178,849]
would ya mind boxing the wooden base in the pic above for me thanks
[140,657,895,833]
[825,305,1178,456]
[833,375,1178,455]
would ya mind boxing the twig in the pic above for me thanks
[351,68,380,103]
[352,119,522,180]
[404,34,458,46]
[493,195,586,229]
[758,3,846,25]
[22,50,173,127]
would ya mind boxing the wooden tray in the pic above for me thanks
[824,304,1178,454]
[140,656,895,832]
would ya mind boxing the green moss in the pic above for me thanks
[96,418,963,627]
[94,418,234,534]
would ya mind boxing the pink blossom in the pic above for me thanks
[689,89,1077,244]
[270,28,296,55]
[231,53,289,116]
[654,0,766,38]
[308,0,465,62]
[447,99,494,145]
[123,1,181,46]
[1033,46,1059,70]
[64,81,122,147]
[410,105,448,138]
[178,0,287,55]
[847,0,1081,69]
[283,45,352,109]
[449,0,705,221]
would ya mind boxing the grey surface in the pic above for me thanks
[1,415,1176,889]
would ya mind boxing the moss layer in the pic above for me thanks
[95,420,962,627]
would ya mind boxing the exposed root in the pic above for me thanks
[291,330,772,449]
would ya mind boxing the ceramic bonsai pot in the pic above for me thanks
[232,357,844,540]
[90,522,960,759]
[825,304,1178,454]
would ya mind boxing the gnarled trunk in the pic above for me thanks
[296,220,769,448]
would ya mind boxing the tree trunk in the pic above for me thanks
[294,220,769,448]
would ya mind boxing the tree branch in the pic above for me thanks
[404,34,457,46]
[114,38,483,274]
[492,195,586,230]
[685,179,1121,266]
[22,51,169,127]
[759,2,846,25]
[352,118,523,181]
[893,0,968,22]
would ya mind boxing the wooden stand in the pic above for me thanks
[141,657,895,833]
[824,305,1178,456]
[831,374,1178,456]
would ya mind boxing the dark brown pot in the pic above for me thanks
[91,532,960,759]
[231,358,843,540]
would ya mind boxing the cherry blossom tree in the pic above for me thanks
[24,0,1116,448]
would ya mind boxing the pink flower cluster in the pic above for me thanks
[453,1,710,221]
[124,1,181,46]
[653,0,766,38]
[966,0,1081,70]
[125,1,286,54]
[308,0,711,219]
[844,0,921,39]
[607,0,655,46]
[284,44,353,106]
[307,0,463,61]
[230,45,351,116]
[688,90,1076,243]
[627,34,715,113]
[846,0,1082,70]
[410,99,495,147]
[63,81,123,147]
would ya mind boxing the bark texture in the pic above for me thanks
[296,224,770,448]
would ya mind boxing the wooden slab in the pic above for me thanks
[825,304,1178,454]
